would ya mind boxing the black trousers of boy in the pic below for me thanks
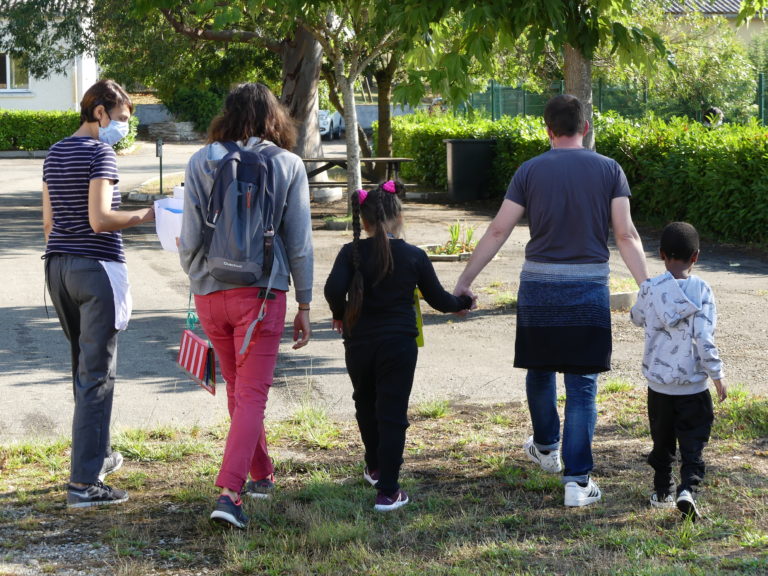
[344,335,418,496]
[647,388,714,497]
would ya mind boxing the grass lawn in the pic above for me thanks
[1,384,766,575]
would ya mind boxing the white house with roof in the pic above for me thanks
[0,52,98,112]
[666,0,767,43]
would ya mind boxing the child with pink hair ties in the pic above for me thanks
[324,180,473,511]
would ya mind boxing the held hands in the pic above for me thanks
[292,309,311,349]
[713,378,727,402]
[453,284,478,316]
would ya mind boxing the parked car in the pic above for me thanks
[318,109,343,140]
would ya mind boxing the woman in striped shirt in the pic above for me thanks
[43,79,154,509]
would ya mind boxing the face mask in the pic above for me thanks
[98,119,130,146]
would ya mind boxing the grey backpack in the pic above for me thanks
[203,141,283,285]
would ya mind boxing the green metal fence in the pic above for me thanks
[467,76,767,125]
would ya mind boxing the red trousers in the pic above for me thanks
[195,287,286,492]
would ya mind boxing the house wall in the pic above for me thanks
[0,54,98,112]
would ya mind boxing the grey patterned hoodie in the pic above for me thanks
[630,271,724,395]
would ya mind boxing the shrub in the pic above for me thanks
[0,111,138,152]
[389,111,768,244]
[161,86,225,133]
[385,112,547,192]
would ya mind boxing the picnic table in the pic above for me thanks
[302,156,412,186]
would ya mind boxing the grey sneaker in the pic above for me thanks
[676,490,700,520]
[243,475,275,499]
[564,478,602,507]
[98,452,124,482]
[67,481,129,508]
[210,495,248,529]
[650,491,676,509]
[524,436,562,473]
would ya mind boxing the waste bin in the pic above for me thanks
[444,139,496,202]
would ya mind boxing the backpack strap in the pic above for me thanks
[234,143,286,363]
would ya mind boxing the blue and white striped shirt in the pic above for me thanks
[43,137,125,262]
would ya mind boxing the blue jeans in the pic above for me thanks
[525,369,598,484]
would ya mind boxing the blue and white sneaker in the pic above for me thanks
[210,495,248,529]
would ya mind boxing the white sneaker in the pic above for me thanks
[564,478,602,507]
[650,491,676,509]
[523,436,562,473]
[676,490,700,519]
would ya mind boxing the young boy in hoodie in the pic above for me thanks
[630,221,727,520]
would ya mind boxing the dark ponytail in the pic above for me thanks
[344,190,365,329]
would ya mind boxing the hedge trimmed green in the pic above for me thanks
[387,112,768,244]
[0,111,138,153]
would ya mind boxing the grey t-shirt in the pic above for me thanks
[505,148,631,263]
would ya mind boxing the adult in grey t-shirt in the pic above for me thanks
[506,148,631,264]
[455,94,649,508]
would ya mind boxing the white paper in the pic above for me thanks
[154,197,184,253]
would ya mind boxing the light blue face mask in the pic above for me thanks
[98,119,130,146]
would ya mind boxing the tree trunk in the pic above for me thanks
[564,43,594,150]
[324,67,373,163]
[339,75,362,213]
[373,52,399,181]
[280,25,324,160]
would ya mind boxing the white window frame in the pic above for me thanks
[0,52,30,91]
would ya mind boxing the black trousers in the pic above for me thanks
[647,387,714,496]
[344,335,418,495]
[45,254,118,484]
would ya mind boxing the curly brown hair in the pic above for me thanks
[207,83,296,151]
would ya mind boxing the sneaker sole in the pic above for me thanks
[374,498,409,512]
[67,494,129,509]
[210,510,247,529]
[650,500,676,509]
[244,492,271,500]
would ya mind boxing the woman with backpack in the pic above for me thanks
[179,83,314,529]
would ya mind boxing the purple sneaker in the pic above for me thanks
[363,467,380,487]
[374,489,409,512]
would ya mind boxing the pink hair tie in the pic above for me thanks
[382,180,396,194]
[357,189,368,204]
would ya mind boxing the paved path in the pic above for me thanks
[0,141,530,443]
[2,140,767,445]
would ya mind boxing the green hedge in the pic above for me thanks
[0,111,138,152]
[388,112,768,244]
[383,113,549,194]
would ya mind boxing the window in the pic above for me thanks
[0,53,29,90]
